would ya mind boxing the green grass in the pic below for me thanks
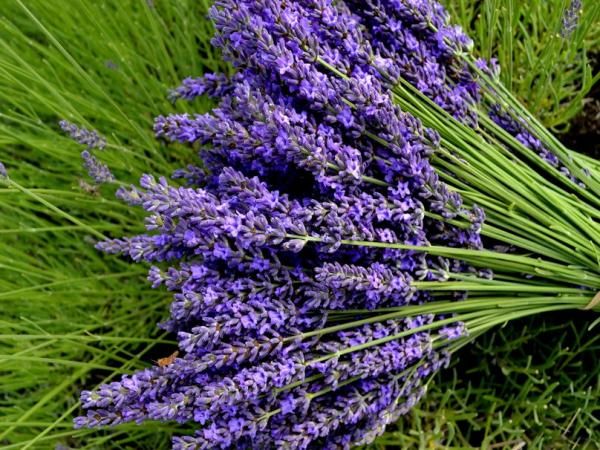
[0,0,599,449]
[444,0,600,132]
[0,0,222,448]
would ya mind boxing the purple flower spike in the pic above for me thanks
[59,120,106,150]
[168,73,235,102]
[562,0,582,38]
[81,150,114,184]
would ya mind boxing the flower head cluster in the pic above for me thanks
[77,1,481,448]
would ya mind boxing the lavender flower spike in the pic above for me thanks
[561,0,582,37]
[81,150,114,184]
[59,120,106,150]
[168,73,234,102]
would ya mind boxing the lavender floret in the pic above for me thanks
[168,73,235,102]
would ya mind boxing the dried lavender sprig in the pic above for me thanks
[289,233,600,287]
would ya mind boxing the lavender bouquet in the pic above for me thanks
[61,0,600,448]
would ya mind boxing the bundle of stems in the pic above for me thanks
[309,28,600,347]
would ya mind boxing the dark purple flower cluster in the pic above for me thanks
[77,1,482,448]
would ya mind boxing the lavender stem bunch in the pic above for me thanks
[76,0,600,449]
